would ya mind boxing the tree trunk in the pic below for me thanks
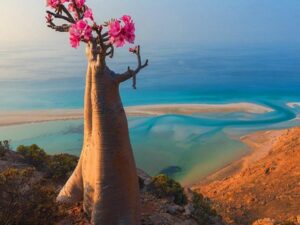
[57,60,141,225]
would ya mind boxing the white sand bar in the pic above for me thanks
[0,102,273,127]
[125,103,273,116]
[287,102,300,108]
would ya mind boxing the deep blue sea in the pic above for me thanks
[0,43,300,185]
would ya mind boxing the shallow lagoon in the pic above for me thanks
[1,102,300,185]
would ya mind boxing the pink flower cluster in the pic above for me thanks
[47,0,70,8]
[108,15,135,47]
[47,0,85,9]
[84,8,94,21]
[74,0,85,8]
[46,0,137,49]
[69,20,92,48]
[67,1,94,48]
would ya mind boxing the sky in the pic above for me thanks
[0,0,299,47]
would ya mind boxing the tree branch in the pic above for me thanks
[47,23,71,32]
[102,32,109,38]
[46,10,74,23]
[105,44,114,58]
[72,0,82,20]
[60,5,76,23]
[114,46,148,89]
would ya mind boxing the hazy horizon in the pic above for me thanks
[0,0,299,47]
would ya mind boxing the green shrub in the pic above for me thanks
[0,167,64,225]
[17,144,48,169]
[0,140,10,157]
[191,192,218,225]
[16,144,78,181]
[46,153,78,180]
[149,174,187,205]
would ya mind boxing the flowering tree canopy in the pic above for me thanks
[46,0,135,48]
[46,0,148,89]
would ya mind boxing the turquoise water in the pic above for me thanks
[0,44,300,185]
[1,103,300,185]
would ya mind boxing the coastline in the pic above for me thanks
[196,128,286,185]
[0,102,272,127]
[287,102,300,108]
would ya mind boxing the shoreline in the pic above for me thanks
[0,102,272,127]
[195,128,286,186]
[287,102,300,108]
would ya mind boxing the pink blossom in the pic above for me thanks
[68,2,75,11]
[129,46,138,53]
[123,22,135,43]
[47,0,60,8]
[121,15,132,24]
[47,0,69,8]
[69,20,92,48]
[124,32,135,44]
[108,15,136,47]
[108,20,122,37]
[74,0,85,8]
[113,35,126,47]
[84,8,94,21]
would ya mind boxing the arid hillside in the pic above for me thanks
[0,144,223,225]
[195,127,300,224]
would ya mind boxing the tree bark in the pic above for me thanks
[57,54,141,224]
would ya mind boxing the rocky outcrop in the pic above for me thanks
[138,171,224,225]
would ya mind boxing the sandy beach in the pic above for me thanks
[0,102,273,127]
[0,109,84,127]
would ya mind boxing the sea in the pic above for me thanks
[0,43,300,185]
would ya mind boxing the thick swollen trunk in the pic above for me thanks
[57,63,141,225]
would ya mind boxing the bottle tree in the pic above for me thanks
[45,0,148,224]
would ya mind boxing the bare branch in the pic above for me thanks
[103,37,109,42]
[47,23,71,32]
[46,10,74,23]
[102,32,109,38]
[60,5,76,23]
[114,46,148,89]
[105,44,114,58]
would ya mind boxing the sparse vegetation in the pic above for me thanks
[0,167,64,225]
[149,174,187,205]
[16,144,78,181]
[0,140,11,157]
[17,144,48,169]
[191,191,219,225]
[46,153,78,180]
